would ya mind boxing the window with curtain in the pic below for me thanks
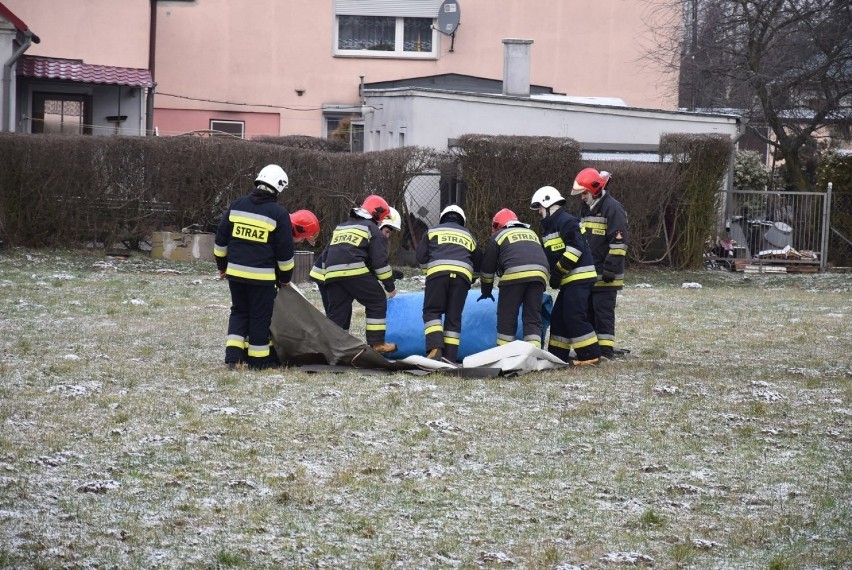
[335,15,436,57]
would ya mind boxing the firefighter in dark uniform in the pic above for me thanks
[323,195,398,354]
[479,208,550,348]
[570,168,628,359]
[416,205,481,363]
[214,164,294,369]
[530,186,601,366]
[309,247,330,314]
[310,206,401,316]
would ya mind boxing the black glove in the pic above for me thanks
[602,270,616,283]
[477,292,495,302]
[549,274,562,289]
[392,269,404,280]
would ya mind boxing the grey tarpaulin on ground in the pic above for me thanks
[269,285,415,371]
[269,285,570,376]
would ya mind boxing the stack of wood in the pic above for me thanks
[733,246,820,273]
[757,246,818,261]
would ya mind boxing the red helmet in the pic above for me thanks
[290,210,320,243]
[361,195,391,222]
[571,167,610,197]
[491,208,518,233]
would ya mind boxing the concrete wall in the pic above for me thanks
[363,90,740,152]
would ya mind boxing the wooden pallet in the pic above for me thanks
[735,260,820,273]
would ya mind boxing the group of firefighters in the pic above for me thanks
[214,164,627,370]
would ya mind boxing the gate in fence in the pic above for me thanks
[712,186,833,272]
[395,171,465,266]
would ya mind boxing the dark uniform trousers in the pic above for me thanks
[588,289,618,357]
[226,280,278,368]
[423,273,469,363]
[549,281,601,363]
[497,281,545,347]
[326,275,388,345]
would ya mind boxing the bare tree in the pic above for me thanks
[646,0,852,191]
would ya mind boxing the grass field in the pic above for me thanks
[0,248,849,569]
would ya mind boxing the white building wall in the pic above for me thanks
[364,90,741,152]
[0,21,16,132]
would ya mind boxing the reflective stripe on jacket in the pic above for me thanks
[579,191,628,289]
[539,208,597,287]
[480,223,549,294]
[214,192,294,285]
[415,222,480,283]
[323,218,395,291]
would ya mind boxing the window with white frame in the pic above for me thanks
[334,0,440,58]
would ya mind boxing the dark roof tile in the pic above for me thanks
[19,55,153,88]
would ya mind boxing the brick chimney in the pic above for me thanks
[502,39,533,97]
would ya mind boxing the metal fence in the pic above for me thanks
[712,187,831,271]
[400,173,850,272]
[827,189,852,269]
[395,172,447,265]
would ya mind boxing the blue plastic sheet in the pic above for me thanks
[386,290,553,359]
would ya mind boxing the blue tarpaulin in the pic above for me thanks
[385,290,553,359]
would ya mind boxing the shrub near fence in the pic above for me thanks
[660,133,732,269]
[0,134,435,251]
[566,161,680,264]
[455,134,583,246]
[0,133,733,268]
[818,152,852,267]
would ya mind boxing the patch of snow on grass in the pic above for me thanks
[76,479,120,493]
[600,551,654,564]
[753,390,785,402]
[47,382,102,396]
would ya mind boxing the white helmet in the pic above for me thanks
[440,204,466,225]
[530,186,565,210]
[255,164,289,194]
[380,207,402,232]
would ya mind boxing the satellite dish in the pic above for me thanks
[437,0,461,36]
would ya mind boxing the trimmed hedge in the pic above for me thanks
[0,132,734,268]
[660,133,733,270]
[0,134,432,252]
[818,152,852,266]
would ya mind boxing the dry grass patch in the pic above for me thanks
[0,249,849,568]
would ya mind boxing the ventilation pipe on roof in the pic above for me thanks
[502,39,533,98]
[3,29,37,132]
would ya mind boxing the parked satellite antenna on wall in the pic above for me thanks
[436,0,461,52]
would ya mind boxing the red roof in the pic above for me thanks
[18,55,153,88]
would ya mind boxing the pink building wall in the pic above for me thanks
[4,0,150,69]
[152,0,678,138]
[7,0,680,139]
[154,108,279,138]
